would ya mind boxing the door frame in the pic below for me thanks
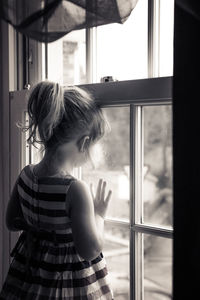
[0,19,41,287]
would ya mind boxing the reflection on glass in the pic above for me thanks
[143,105,173,227]
[104,223,130,300]
[96,0,148,81]
[144,234,172,300]
[82,107,130,221]
[47,29,86,85]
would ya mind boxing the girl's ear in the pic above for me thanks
[77,135,90,152]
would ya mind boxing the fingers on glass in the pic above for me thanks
[96,178,103,200]
[105,190,112,204]
[90,179,111,206]
[101,181,106,201]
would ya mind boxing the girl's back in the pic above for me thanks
[0,81,113,299]
[20,164,74,235]
[0,164,113,299]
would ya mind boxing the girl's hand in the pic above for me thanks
[90,179,112,219]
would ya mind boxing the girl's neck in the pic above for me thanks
[34,151,74,178]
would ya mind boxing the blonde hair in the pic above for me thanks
[22,81,107,151]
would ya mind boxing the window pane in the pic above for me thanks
[47,30,86,85]
[104,222,130,299]
[82,107,130,299]
[144,234,172,300]
[96,0,148,82]
[159,0,174,76]
[82,107,130,221]
[142,105,173,227]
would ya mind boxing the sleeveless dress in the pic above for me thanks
[0,164,114,299]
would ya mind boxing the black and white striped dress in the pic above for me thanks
[0,164,113,299]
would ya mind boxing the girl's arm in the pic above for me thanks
[6,177,27,231]
[68,179,111,261]
[90,179,112,243]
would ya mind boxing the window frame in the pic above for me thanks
[42,1,166,83]
[85,0,166,83]
[79,76,173,300]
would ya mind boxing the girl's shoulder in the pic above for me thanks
[67,179,92,207]
[20,164,76,186]
[68,179,90,194]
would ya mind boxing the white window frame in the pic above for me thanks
[79,77,173,300]
[85,0,167,83]
[42,1,166,83]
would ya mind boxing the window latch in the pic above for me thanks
[100,76,118,83]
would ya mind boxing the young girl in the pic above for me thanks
[0,81,114,299]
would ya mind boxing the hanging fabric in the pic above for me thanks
[0,0,138,43]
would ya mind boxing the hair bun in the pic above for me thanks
[26,81,65,146]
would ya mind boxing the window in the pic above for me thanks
[44,0,149,84]
[158,0,174,76]
[44,0,174,83]
[45,29,86,85]
[95,0,148,81]
[80,80,173,300]
[144,234,172,299]
[143,105,172,228]
[82,107,130,222]
[25,1,174,300]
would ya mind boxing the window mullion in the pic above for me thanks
[133,224,173,239]
[130,104,135,300]
[86,27,97,83]
[148,0,154,77]
[148,0,160,78]
[135,106,143,225]
[131,105,143,300]
[136,105,144,300]
[44,42,48,79]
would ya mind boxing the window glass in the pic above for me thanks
[96,0,148,82]
[81,107,130,221]
[30,144,43,165]
[44,0,174,82]
[81,107,130,299]
[143,234,172,299]
[159,0,174,76]
[47,29,86,85]
[142,105,173,228]
[104,222,130,299]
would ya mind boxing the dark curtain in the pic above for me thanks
[173,1,200,299]
[0,0,138,43]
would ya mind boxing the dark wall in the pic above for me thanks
[173,3,200,299]
[0,20,11,287]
